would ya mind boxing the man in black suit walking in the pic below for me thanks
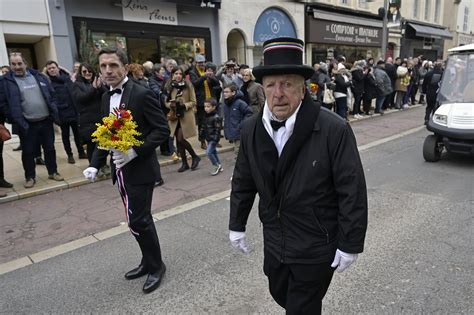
[228,38,368,313]
[83,48,169,294]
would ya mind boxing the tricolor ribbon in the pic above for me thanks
[115,168,139,236]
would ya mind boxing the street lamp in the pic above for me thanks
[379,0,389,60]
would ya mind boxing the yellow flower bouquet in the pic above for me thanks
[91,109,143,153]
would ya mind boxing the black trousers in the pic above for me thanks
[60,121,84,156]
[264,255,335,315]
[195,106,206,141]
[0,140,4,179]
[122,181,163,272]
[425,98,436,122]
[19,120,57,179]
[81,138,96,163]
[410,83,419,103]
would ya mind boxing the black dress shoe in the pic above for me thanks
[190,156,201,170]
[177,163,189,173]
[0,179,13,188]
[154,179,164,187]
[35,157,46,165]
[143,263,166,294]
[124,264,148,280]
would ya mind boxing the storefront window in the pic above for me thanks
[160,36,205,65]
[91,32,127,50]
[76,19,210,67]
[128,38,159,63]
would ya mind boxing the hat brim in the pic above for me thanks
[253,65,314,83]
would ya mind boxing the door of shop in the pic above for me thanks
[6,44,37,69]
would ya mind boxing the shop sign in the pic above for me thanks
[308,19,382,47]
[122,0,177,25]
[253,8,297,44]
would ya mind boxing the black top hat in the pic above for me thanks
[253,37,314,83]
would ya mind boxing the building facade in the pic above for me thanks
[218,0,305,67]
[299,0,453,63]
[396,0,452,60]
[48,0,221,71]
[443,0,474,58]
[0,0,55,68]
[304,2,383,65]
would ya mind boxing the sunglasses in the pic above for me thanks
[81,69,92,74]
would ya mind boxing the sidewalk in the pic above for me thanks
[0,104,425,204]
[0,133,234,204]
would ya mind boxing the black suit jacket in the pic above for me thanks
[90,80,170,185]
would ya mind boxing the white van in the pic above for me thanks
[423,44,474,162]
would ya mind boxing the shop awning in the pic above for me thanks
[408,22,452,39]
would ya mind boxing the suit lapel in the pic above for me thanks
[101,93,111,116]
[253,111,279,195]
[120,80,133,110]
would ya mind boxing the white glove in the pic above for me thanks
[331,249,358,273]
[111,148,138,169]
[83,167,98,182]
[229,230,250,253]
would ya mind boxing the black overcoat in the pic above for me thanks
[229,93,368,264]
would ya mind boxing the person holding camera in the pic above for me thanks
[165,66,200,172]
[217,60,243,89]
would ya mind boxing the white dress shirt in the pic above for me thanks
[262,101,302,156]
[109,76,129,114]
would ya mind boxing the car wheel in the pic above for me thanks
[423,135,442,162]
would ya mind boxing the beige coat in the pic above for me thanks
[165,80,197,139]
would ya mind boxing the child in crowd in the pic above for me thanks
[222,83,253,158]
[203,98,223,175]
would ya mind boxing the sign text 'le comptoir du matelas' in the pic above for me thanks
[308,19,382,47]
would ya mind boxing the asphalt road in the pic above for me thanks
[0,128,472,314]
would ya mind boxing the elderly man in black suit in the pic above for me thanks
[228,38,368,314]
[83,48,169,294]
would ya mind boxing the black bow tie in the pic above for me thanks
[270,119,287,131]
[108,88,122,96]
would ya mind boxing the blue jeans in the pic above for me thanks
[206,141,220,166]
[335,97,347,119]
[375,95,386,113]
[19,119,58,179]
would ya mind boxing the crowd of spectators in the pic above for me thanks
[0,50,441,194]
[307,55,443,121]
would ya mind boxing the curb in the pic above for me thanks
[347,104,423,124]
